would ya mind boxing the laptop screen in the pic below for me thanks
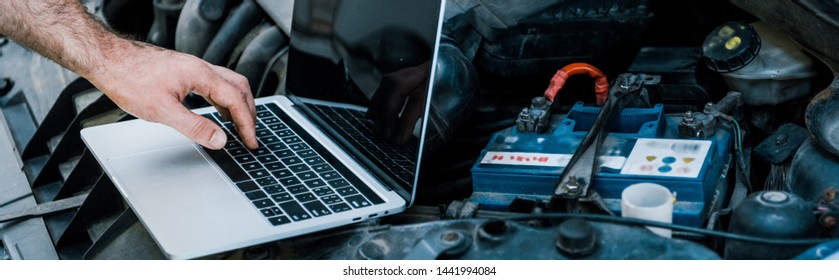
[284,0,444,199]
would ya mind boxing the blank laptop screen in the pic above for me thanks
[284,0,443,196]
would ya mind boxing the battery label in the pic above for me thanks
[620,138,712,178]
[480,151,626,170]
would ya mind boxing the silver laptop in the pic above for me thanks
[80,0,445,259]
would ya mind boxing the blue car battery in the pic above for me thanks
[470,102,732,227]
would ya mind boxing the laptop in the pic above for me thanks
[80,0,446,259]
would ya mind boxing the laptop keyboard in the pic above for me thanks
[201,103,385,226]
[309,104,417,186]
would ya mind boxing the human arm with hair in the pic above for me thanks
[0,0,258,149]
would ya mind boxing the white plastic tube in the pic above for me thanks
[621,183,674,238]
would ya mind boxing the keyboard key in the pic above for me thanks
[257,155,279,163]
[297,149,317,158]
[303,201,331,217]
[321,195,343,205]
[262,185,284,195]
[271,193,293,203]
[289,143,310,151]
[288,164,310,173]
[262,117,279,124]
[268,123,288,131]
[266,142,288,152]
[304,179,326,189]
[248,169,270,178]
[287,185,308,194]
[260,208,278,217]
[329,203,352,213]
[304,157,325,166]
[245,190,268,200]
[279,201,311,221]
[268,215,291,226]
[311,164,333,173]
[320,171,340,181]
[252,199,274,209]
[272,169,293,179]
[336,187,359,196]
[278,177,301,186]
[281,156,302,166]
[312,187,334,196]
[224,141,242,150]
[264,162,284,171]
[295,192,317,203]
[329,179,351,188]
[275,129,293,137]
[282,136,302,144]
[228,148,248,157]
[259,136,280,144]
[297,171,317,181]
[345,195,371,208]
[251,147,272,156]
[234,154,256,163]
[257,111,273,118]
[241,162,262,171]
[204,148,249,182]
[256,177,277,186]
[254,123,266,130]
[236,181,259,192]
[256,129,272,137]
[275,149,295,158]
[256,104,268,111]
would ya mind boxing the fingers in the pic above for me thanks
[209,64,256,115]
[192,63,259,149]
[158,102,229,149]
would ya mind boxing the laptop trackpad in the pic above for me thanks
[108,144,236,214]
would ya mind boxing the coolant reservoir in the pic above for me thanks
[702,21,816,106]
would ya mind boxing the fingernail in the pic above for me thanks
[209,130,226,149]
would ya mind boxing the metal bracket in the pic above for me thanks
[0,194,87,224]
[551,73,660,213]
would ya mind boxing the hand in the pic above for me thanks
[87,40,258,150]
[366,61,430,144]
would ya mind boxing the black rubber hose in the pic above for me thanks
[174,0,231,57]
[504,213,834,246]
[234,25,287,94]
[202,0,265,66]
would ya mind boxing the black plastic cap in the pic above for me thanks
[555,218,596,258]
[702,22,761,73]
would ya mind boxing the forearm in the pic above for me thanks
[0,0,257,149]
[0,0,127,78]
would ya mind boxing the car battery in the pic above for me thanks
[470,102,732,226]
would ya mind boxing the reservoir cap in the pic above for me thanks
[702,22,761,73]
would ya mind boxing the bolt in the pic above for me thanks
[823,188,837,203]
[441,231,463,244]
[775,134,788,146]
[532,96,546,106]
[683,111,695,124]
[565,177,581,193]
[822,215,837,228]
[357,241,385,260]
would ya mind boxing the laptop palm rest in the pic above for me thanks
[109,144,235,211]
[107,144,269,258]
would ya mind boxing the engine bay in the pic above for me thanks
[1,0,839,260]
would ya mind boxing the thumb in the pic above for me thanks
[160,104,228,149]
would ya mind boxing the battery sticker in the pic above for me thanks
[620,138,712,178]
[480,151,626,169]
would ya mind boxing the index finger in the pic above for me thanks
[193,67,259,149]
